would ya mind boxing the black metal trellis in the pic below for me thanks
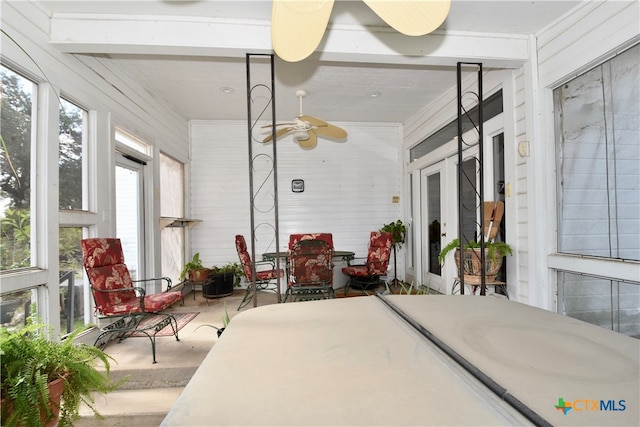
[456,62,486,296]
[245,53,281,306]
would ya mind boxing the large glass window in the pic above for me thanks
[554,44,639,337]
[59,98,87,210]
[1,66,35,271]
[555,44,639,261]
[160,152,185,284]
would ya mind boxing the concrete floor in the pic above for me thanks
[76,288,279,426]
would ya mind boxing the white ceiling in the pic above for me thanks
[40,0,582,124]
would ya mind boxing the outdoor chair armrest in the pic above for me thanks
[254,260,277,270]
[346,257,367,266]
[133,276,173,291]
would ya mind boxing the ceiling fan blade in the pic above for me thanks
[261,122,296,128]
[299,115,328,127]
[363,0,451,36]
[271,0,335,62]
[263,127,293,143]
[297,131,318,149]
[314,123,347,140]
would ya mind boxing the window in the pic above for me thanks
[59,98,87,210]
[554,44,639,337]
[59,226,87,333]
[410,90,503,162]
[1,65,35,271]
[555,45,639,261]
[160,152,185,284]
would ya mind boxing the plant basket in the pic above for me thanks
[454,248,504,284]
[203,272,234,298]
[188,268,210,283]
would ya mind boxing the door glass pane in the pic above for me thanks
[427,173,441,275]
[460,159,478,243]
[116,165,141,280]
[1,66,35,270]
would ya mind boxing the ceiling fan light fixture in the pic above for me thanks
[271,0,335,62]
[293,129,310,140]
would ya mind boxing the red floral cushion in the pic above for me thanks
[341,231,392,277]
[288,233,334,250]
[82,238,182,315]
[289,239,333,287]
[235,235,283,282]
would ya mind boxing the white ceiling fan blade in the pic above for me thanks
[297,131,318,149]
[263,127,294,143]
[314,123,347,140]
[363,0,451,36]
[271,0,335,62]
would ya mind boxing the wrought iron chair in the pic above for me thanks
[81,238,183,363]
[285,238,335,302]
[235,235,282,310]
[342,231,393,295]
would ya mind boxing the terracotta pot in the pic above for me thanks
[454,248,504,284]
[1,375,65,427]
[188,268,209,283]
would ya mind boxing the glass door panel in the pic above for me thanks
[115,154,144,280]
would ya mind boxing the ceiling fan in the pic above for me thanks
[262,90,348,150]
[271,0,452,62]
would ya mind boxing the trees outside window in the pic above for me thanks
[1,65,34,271]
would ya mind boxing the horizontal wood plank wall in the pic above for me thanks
[537,0,639,88]
[190,120,404,281]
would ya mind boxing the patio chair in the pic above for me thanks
[235,235,282,310]
[285,238,335,302]
[81,238,183,363]
[288,232,334,251]
[342,231,393,295]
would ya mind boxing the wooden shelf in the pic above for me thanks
[160,217,202,229]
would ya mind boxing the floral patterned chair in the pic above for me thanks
[288,232,334,251]
[285,237,334,302]
[81,238,183,363]
[235,235,282,310]
[341,231,393,295]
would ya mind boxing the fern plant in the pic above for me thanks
[0,318,122,426]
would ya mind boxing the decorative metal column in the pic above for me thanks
[456,62,485,295]
[245,53,281,306]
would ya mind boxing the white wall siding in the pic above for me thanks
[190,121,404,280]
[537,0,639,88]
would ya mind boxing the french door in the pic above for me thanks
[420,161,447,293]
[115,153,145,281]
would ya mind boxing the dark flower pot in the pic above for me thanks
[203,272,234,298]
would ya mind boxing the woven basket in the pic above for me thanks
[454,248,504,284]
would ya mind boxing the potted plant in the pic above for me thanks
[179,252,209,282]
[195,301,230,338]
[204,262,243,298]
[0,318,121,427]
[380,220,407,285]
[438,238,513,284]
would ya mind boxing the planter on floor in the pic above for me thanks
[203,272,234,298]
